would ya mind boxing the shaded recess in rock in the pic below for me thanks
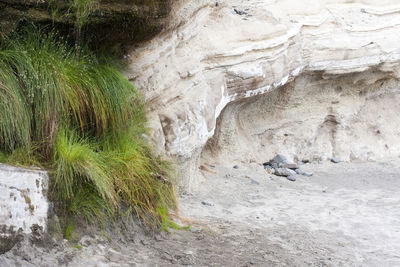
[0,0,171,50]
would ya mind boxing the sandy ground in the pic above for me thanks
[1,159,400,266]
[179,159,400,266]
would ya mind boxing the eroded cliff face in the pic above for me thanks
[126,0,400,191]
[204,71,400,165]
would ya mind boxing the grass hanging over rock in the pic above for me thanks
[0,26,176,229]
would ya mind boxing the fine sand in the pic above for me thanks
[178,159,400,266]
[1,160,400,266]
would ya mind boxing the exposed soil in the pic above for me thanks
[1,159,400,266]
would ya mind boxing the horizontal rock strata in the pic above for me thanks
[127,1,400,190]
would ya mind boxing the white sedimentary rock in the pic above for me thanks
[0,164,48,234]
[126,0,400,190]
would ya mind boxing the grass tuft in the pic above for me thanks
[0,26,176,230]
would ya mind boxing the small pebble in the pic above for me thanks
[190,227,200,233]
[286,174,296,182]
[331,157,340,164]
[233,8,247,15]
[250,179,260,185]
[140,239,150,246]
[201,201,214,206]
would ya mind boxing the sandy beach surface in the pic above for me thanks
[177,159,400,266]
[2,159,400,266]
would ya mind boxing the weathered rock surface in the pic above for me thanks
[265,154,288,168]
[126,0,400,190]
[0,164,48,254]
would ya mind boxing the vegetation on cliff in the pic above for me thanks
[0,26,176,230]
[0,0,170,50]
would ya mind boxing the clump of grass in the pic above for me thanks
[0,27,132,153]
[158,206,190,232]
[0,147,42,167]
[53,129,116,205]
[0,26,176,230]
[67,184,115,225]
[64,222,75,241]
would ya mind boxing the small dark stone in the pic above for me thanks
[140,239,150,246]
[201,201,214,206]
[233,165,239,169]
[79,236,92,247]
[234,8,247,15]
[215,2,219,7]
[162,252,174,262]
[154,234,164,241]
[190,227,200,233]
[331,157,340,163]
[22,254,32,261]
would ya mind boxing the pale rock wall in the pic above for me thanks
[0,164,48,253]
[126,0,400,190]
[204,71,400,165]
